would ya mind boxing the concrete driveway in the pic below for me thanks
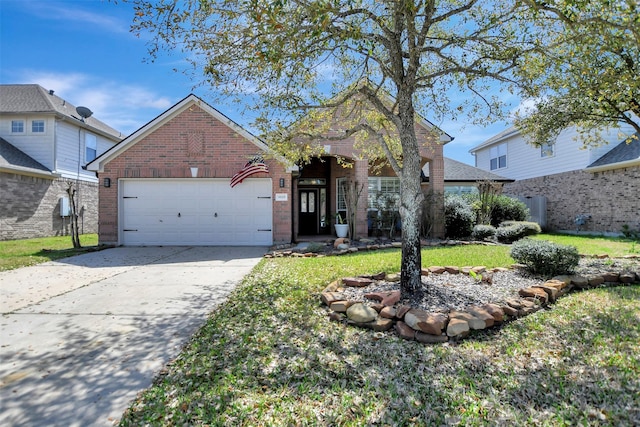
[0,246,266,427]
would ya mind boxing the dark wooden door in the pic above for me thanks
[299,189,318,235]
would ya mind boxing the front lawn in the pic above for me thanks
[119,247,640,426]
[533,233,638,257]
[0,234,99,271]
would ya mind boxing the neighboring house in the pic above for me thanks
[87,94,461,246]
[422,157,514,194]
[471,125,639,234]
[0,84,122,240]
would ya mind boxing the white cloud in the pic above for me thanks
[24,1,130,34]
[16,70,174,134]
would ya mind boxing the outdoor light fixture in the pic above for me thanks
[103,178,111,188]
[279,178,285,188]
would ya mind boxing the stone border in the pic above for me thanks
[321,266,640,344]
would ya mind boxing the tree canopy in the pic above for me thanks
[516,0,640,146]
[129,0,540,293]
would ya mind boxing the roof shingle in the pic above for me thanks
[0,84,123,139]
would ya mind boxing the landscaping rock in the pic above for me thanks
[471,266,487,274]
[386,273,401,282]
[466,307,495,329]
[321,292,345,306]
[533,284,559,302]
[445,266,460,274]
[601,272,620,282]
[481,303,505,323]
[519,287,548,304]
[395,321,415,340]
[519,299,540,315]
[333,238,349,248]
[545,279,568,290]
[360,272,386,280]
[396,305,412,319]
[587,275,605,287]
[500,304,519,317]
[364,290,401,307]
[429,266,446,274]
[552,275,572,286]
[328,312,344,322]
[446,318,470,337]
[342,277,375,287]
[346,303,378,323]
[404,310,448,335]
[330,300,354,312]
[619,273,636,284]
[416,332,449,344]
[349,317,394,332]
[570,275,589,288]
[370,303,385,312]
[380,306,397,319]
[421,268,430,276]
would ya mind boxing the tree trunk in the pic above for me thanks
[397,98,424,295]
[66,182,82,249]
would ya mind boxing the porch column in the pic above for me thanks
[429,154,445,239]
[354,159,369,239]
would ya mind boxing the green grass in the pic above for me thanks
[532,233,638,257]
[0,234,99,271]
[119,248,640,426]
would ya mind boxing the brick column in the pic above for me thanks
[354,159,369,239]
[429,154,445,238]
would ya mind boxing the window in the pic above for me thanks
[367,177,400,209]
[541,142,554,158]
[85,133,97,162]
[490,143,507,170]
[31,120,45,133]
[336,178,347,211]
[11,120,24,133]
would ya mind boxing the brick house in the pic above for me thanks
[471,124,640,234]
[87,94,457,246]
[0,84,122,240]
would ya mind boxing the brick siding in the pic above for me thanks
[97,104,292,245]
[0,172,98,240]
[504,166,640,234]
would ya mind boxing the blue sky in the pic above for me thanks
[1,0,520,165]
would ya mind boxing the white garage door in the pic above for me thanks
[121,179,273,246]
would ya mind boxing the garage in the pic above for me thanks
[121,178,273,246]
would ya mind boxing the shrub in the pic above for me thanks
[444,194,475,239]
[500,221,541,236]
[472,224,497,241]
[491,195,529,226]
[511,239,580,277]
[496,221,541,243]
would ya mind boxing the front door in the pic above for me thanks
[299,189,318,235]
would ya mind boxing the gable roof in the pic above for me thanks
[586,133,640,171]
[86,94,274,173]
[0,137,58,178]
[469,126,520,153]
[0,84,123,140]
[422,157,514,182]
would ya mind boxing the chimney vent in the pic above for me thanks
[49,90,54,95]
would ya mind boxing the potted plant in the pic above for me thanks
[334,213,349,238]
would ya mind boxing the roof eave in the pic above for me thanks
[584,158,640,173]
[0,165,60,179]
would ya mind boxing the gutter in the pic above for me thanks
[584,158,640,173]
[0,165,61,180]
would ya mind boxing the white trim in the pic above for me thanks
[584,158,640,172]
[86,94,273,172]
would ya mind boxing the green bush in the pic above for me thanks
[500,221,541,236]
[496,221,541,243]
[491,196,529,226]
[472,224,497,240]
[444,194,475,239]
[511,239,580,277]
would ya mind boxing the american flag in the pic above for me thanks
[230,156,269,187]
